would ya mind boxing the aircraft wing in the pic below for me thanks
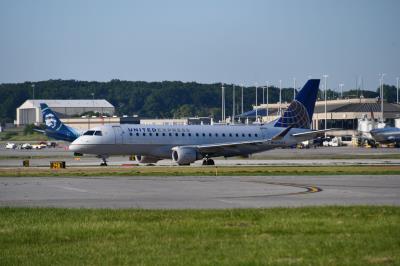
[176,126,292,157]
[291,128,339,139]
[33,128,45,134]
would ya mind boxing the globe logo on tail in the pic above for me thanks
[274,100,310,129]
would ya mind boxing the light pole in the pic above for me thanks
[262,85,265,105]
[279,80,282,115]
[323,75,328,137]
[339,83,344,98]
[232,85,235,124]
[255,83,258,122]
[32,84,35,100]
[221,83,225,122]
[241,84,244,115]
[397,77,399,104]
[266,81,269,118]
[380,74,386,121]
[293,77,296,100]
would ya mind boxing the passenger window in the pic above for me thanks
[209,133,212,137]
[182,133,185,136]
[149,133,153,136]
[222,133,225,137]
[143,133,146,136]
[169,133,172,136]
[236,133,239,137]
[136,133,139,136]
[229,133,232,137]
[196,133,199,137]
[156,133,159,136]
[242,133,245,137]
[189,133,192,137]
[255,133,258,137]
[83,130,95,136]
[162,133,166,136]
[202,133,206,137]
[129,133,132,136]
[215,133,218,137]
[248,133,252,137]
[175,133,179,136]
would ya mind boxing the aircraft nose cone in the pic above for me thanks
[69,139,85,153]
[68,143,81,152]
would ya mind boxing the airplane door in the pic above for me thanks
[112,126,123,144]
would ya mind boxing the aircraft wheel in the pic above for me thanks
[207,159,215,165]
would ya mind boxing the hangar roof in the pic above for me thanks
[17,99,114,109]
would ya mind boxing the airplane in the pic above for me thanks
[34,103,81,142]
[370,127,400,147]
[69,79,330,166]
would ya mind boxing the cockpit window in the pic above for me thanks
[94,131,102,136]
[83,130,95,136]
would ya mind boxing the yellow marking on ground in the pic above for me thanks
[309,186,320,193]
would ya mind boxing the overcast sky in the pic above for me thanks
[0,0,399,91]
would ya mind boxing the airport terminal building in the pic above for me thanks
[16,99,115,126]
[241,98,400,135]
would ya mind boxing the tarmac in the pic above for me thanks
[1,145,400,167]
[1,175,399,209]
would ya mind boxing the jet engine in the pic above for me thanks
[134,155,161,164]
[171,147,202,165]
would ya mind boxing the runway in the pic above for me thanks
[1,175,399,209]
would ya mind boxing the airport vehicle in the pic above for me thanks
[21,143,32,150]
[370,127,400,147]
[70,79,330,166]
[5,143,16,149]
[35,103,81,142]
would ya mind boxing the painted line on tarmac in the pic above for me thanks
[48,185,88,193]
[222,181,323,199]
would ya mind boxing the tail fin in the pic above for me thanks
[274,79,320,129]
[40,103,80,142]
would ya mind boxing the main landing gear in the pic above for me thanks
[97,155,108,166]
[202,156,215,166]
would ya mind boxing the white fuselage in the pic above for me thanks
[69,123,310,159]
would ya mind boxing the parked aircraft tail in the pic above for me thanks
[273,79,320,129]
[40,103,80,142]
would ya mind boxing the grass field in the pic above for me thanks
[1,165,400,177]
[0,207,399,265]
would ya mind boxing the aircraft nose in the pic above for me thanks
[69,138,85,153]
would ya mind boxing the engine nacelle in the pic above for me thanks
[171,147,202,165]
[134,155,160,164]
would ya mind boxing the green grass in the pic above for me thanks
[1,165,400,177]
[0,207,399,265]
[0,132,49,141]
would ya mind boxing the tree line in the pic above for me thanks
[0,79,397,123]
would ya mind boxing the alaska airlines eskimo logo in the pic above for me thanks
[275,100,310,129]
[44,113,58,129]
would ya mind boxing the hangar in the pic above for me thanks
[16,99,115,126]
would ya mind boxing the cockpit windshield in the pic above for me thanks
[94,131,102,136]
[83,130,95,136]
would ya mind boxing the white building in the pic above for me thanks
[16,99,115,126]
